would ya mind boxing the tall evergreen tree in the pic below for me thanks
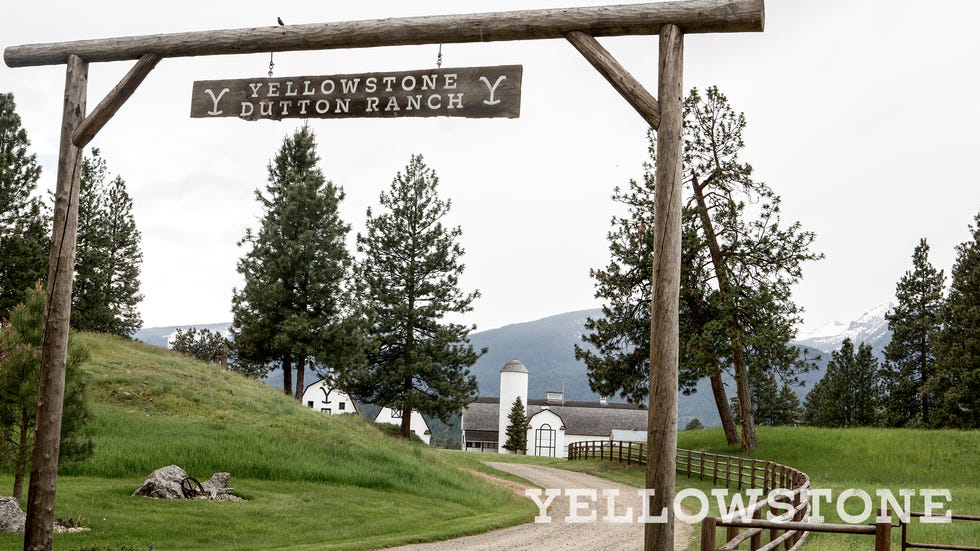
[337,154,482,439]
[0,92,49,318]
[882,238,945,427]
[803,338,881,427]
[503,396,528,454]
[578,87,820,450]
[733,371,801,427]
[72,150,144,336]
[684,86,820,449]
[574,136,741,445]
[0,283,93,503]
[232,125,360,399]
[929,212,980,428]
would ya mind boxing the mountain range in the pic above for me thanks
[134,303,894,429]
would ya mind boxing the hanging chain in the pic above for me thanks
[436,44,443,68]
[269,16,284,78]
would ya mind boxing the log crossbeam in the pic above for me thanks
[4,0,763,68]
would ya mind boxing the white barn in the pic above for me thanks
[374,407,432,445]
[301,378,359,415]
[460,360,648,458]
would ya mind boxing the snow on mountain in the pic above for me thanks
[794,302,894,355]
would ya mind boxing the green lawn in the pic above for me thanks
[487,427,980,551]
[0,333,535,551]
[678,427,980,550]
[3,334,976,550]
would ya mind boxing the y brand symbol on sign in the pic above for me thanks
[480,75,508,105]
[204,88,230,115]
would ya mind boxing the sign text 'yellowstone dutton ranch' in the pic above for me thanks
[190,65,522,120]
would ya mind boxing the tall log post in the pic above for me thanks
[644,23,684,551]
[24,53,88,551]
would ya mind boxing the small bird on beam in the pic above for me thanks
[277,17,285,26]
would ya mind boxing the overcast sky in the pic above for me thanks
[3,0,979,334]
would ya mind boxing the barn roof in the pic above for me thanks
[461,396,648,438]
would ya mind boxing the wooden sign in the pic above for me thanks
[190,65,522,121]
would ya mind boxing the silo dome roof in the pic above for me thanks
[500,359,528,373]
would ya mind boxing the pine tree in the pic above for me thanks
[171,327,228,364]
[0,92,49,318]
[684,86,820,450]
[803,339,881,427]
[929,212,980,428]
[503,396,528,454]
[232,125,360,399]
[337,154,482,439]
[574,137,740,445]
[882,238,945,427]
[736,372,801,427]
[0,283,93,503]
[578,87,820,450]
[72,150,144,336]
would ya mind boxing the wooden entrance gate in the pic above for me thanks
[3,2,765,549]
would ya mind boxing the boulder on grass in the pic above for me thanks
[202,472,233,497]
[0,496,26,534]
[132,465,188,499]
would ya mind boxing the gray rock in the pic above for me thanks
[201,472,234,497]
[133,466,245,501]
[132,465,188,499]
[0,496,26,534]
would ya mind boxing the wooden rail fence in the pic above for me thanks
[902,512,980,551]
[566,440,901,550]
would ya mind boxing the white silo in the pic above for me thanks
[497,359,529,454]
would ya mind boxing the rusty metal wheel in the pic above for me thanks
[180,476,204,499]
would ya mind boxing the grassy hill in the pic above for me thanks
[0,333,534,550]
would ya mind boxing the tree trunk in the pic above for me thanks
[400,403,413,440]
[294,355,306,400]
[708,361,740,445]
[282,353,292,397]
[13,408,31,503]
[691,174,757,450]
[731,343,757,450]
[921,334,930,425]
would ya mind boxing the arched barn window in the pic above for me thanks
[535,423,556,457]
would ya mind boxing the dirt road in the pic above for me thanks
[385,462,691,551]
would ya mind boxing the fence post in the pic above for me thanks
[901,517,908,551]
[750,506,762,550]
[875,508,891,551]
[701,516,716,551]
[738,457,744,490]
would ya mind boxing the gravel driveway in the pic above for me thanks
[385,461,692,551]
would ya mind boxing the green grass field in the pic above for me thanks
[514,427,980,550]
[2,333,976,550]
[0,333,535,551]
[678,427,980,550]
